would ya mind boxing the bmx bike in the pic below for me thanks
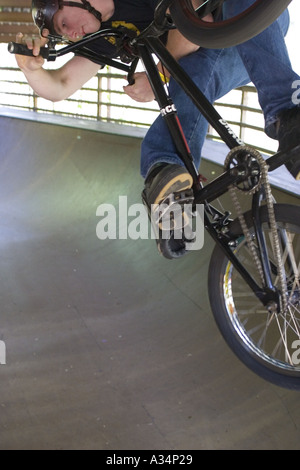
[9,0,300,390]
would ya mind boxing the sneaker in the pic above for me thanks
[143,163,193,207]
[276,107,300,180]
[142,163,194,259]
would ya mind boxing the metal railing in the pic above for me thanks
[0,62,159,127]
[0,1,35,44]
[208,85,277,154]
[0,45,277,155]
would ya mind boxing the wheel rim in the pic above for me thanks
[223,221,300,373]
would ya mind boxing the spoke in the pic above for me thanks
[255,312,276,350]
[274,313,294,364]
[282,304,300,337]
[223,216,300,370]
[289,261,300,299]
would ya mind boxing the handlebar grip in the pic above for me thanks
[8,42,49,59]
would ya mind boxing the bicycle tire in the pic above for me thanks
[208,203,300,390]
[170,0,292,48]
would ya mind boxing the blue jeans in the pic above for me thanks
[140,0,299,178]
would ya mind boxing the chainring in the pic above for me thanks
[224,146,263,193]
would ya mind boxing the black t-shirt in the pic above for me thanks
[76,0,163,63]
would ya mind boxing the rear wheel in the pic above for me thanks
[208,204,300,390]
[170,0,292,48]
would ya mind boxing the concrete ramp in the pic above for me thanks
[0,115,299,450]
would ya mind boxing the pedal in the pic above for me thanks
[142,189,197,259]
[151,189,194,232]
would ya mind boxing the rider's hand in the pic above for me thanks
[15,32,48,72]
[123,72,155,102]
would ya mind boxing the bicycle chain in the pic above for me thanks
[224,145,288,313]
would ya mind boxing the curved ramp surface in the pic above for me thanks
[0,115,299,450]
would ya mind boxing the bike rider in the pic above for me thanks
[15,0,300,258]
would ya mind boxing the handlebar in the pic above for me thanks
[8,41,59,62]
[7,13,174,81]
[8,42,51,59]
[7,27,139,67]
[8,37,135,80]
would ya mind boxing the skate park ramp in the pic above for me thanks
[0,112,299,450]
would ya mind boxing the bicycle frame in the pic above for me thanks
[9,0,298,309]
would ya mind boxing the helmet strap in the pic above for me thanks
[61,0,102,22]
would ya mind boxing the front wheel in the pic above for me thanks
[170,0,292,49]
[208,204,300,390]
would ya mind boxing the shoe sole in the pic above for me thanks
[152,170,193,232]
[149,169,193,206]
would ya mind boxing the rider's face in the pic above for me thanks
[52,6,101,39]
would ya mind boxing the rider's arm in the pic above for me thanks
[15,33,100,102]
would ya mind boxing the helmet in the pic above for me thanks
[32,0,60,35]
[32,0,102,36]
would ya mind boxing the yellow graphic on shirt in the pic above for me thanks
[106,21,140,45]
